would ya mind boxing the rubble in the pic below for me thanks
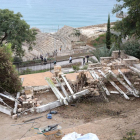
[0,51,140,118]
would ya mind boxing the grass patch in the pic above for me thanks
[20,68,49,75]
[90,33,116,48]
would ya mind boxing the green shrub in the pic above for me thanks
[123,41,140,59]
[121,130,137,140]
[92,44,117,61]
[13,56,23,63]
[0,44,22,94]
[93,43,97,46]
[72,65,79,71]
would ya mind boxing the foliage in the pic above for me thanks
[81,65,88,70]
[92,44,117,61]
[72,65,80,71]
[90,33,106,47]
[122,40,140,59]
[0,44,22,94]
[20,68,49,75]
[0,9,37,57]
[90,33,116,48]
[112,0,140,38]
[106,14,111,49]
[121,129,137,140]
[73,29,81,37]
[13,56,23,63]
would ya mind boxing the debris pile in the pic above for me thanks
[0,51,140,119]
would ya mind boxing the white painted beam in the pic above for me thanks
[0,93,16,102]
[13,92,20,114]
[36,89,90,113]
[45,77,68,105]
[118,69,139,96]
[56,77,70,100]
[98,70,129,100]
[61,75,76,99]
[0,104,13,116]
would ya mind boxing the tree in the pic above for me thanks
[0,44,22,95]
[106,14,111,49]
[0,9,37,57]
[112,0,140,38]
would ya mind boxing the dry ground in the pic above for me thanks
[0,94,140,140]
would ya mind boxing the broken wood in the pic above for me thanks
[45,77,68,105]
[89,70,109,102]
[98,70,129,100]
[0,104,13,116]
[13,92,20,114]
[118,69,139,96]
[0,93,16,102]
[56,77,70,101]
[109,70,139,97]
[61,75,76,99]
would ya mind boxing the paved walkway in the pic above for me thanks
[18,57,93,73]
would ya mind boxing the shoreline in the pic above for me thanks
[32,22,115,33]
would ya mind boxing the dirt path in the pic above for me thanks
[0,94,140,140]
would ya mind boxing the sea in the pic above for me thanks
[0,0,119,32]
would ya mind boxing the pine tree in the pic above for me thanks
[106,14,111,49]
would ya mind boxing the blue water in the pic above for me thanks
[0,0,118,32]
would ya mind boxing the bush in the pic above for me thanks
[0,44,22,95]
[123,41,140,59]
[92,44,117,61]
[72,65,80,71]
[13,56,23,63]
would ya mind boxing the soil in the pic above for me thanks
[4,70,140,140]
[0,94,140,140]
[20,72,53,87]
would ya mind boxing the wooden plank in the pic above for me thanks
[61,75,76,99]
[0,93,16,102]
[89,70,110,96]
[45,77,68,105]
[36,89,90,113]
[13,92,20,114]
[56,77,69,100]
[109,70,139,97]
[98,70,129,100]
[118,69,139,97]
[0,104,12,116]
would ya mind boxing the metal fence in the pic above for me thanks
[13,60,55,75]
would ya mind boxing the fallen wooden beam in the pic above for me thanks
[89,70,110,96]
[36,89,90,113]
[13,92,20,114]
[0,104,13,116]
[118,69,139,96]
[110,91,119,94]
[61,75,76,99]
[56,77,70,101]
[0,93,16,102]
[98,70,129,100]
[109,70,139,97]
[45,77,68,105]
